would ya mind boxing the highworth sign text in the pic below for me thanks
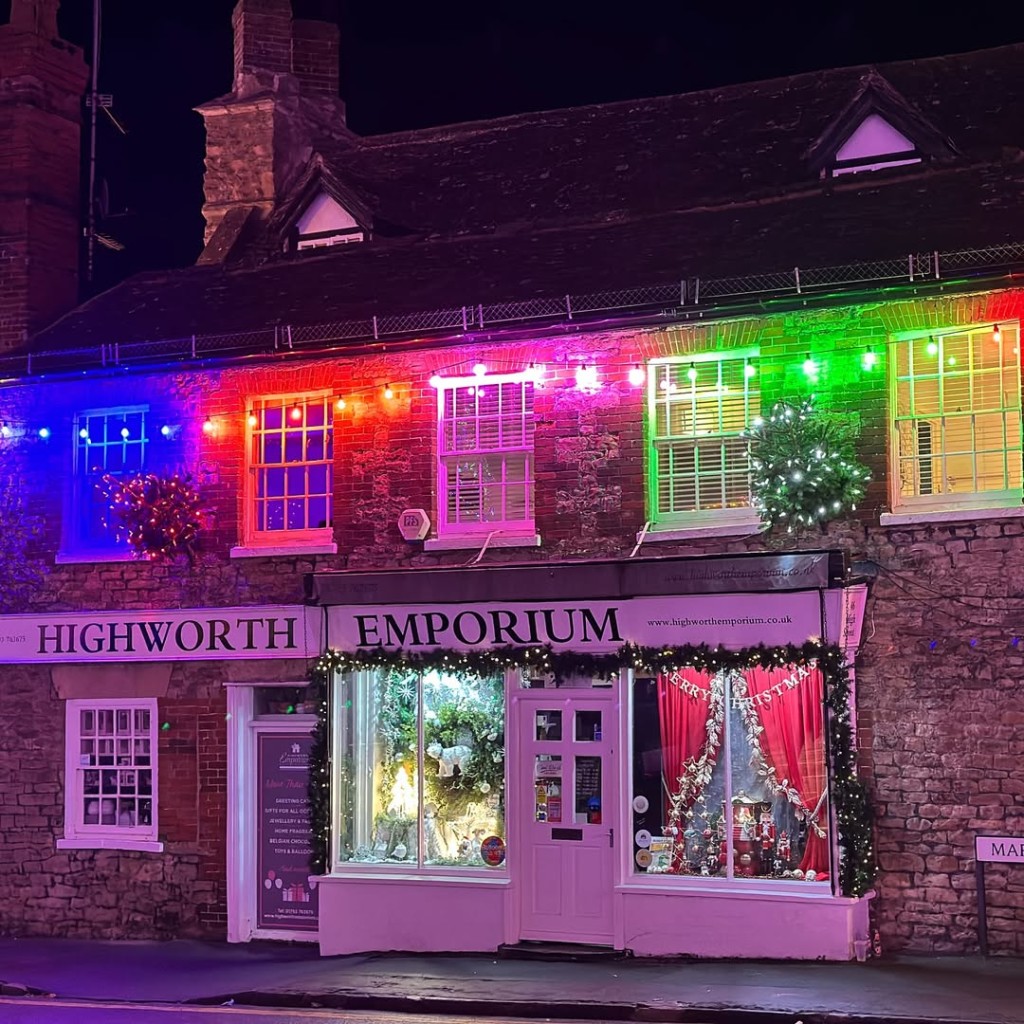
[0,606,320,663]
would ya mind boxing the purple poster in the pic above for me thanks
[257,732,319,931]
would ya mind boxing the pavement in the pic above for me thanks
[1,937,1023,1024]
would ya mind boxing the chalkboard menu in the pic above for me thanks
[256,732,319,932]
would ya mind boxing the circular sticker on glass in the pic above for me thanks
[635,849,653,868]
[480,835,506,868]
[634,829,652,849]
[632,795,649,814]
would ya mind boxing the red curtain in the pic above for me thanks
[656,668,721,826]
[740,665,829,876]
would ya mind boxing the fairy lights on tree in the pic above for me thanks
[746,397,870,532]
[99,472,208,563]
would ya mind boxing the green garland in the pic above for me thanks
[307,641,875,897]
[746,397,870,532]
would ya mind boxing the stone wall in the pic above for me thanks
[0,288,1022,951]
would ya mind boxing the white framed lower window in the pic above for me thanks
[890,324,1022,514]
[60,698,161,852]
[648,350,760,529]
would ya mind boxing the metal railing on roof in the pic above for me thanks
[2,241,1023,380]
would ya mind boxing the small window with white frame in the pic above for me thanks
[436,371,535,537]
[68,406,149,555]
[294,193,364,250]
[891,323,1022,513]
[62,698,160,851]
[648,350,760,528]
[244,394,334,545]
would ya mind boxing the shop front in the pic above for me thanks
[310,551,874,960]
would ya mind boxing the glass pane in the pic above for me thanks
[631,670,830,881]
[335,670,505,870]
[575,710,602,742]
[536,710,562,741]
[534,755,562,822]
[575,755,602,823]
[422,671,505,868]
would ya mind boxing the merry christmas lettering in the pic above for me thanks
[665,664,815,707]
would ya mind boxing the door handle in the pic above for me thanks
[609,828,614,848]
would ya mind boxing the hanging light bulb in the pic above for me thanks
[160,424,172,437]
[687,364,698,383]
[744,363,757,378]
[289,404,303,422]
[472,363,487,377]
[802,354,818,378]
[247,411,258,427]
[335,397,346,411]
[383,384,394,400]
[120,426,130,439]
[947,355,957,367]
[527,362,545,384]
[861,350,878,371]
[993,323,1002,344]
[0,423,11,439]
[926,338,939,357]
[202,416,215,435]
[38,426,51,439]
[628,365,645,387]
[575,363,599,390]
[429,375,443,389]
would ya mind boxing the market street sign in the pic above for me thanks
[976,835,1024,863]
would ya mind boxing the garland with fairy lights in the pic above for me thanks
[99,472,208,563]
[746,397,870,532]
[307,641,875,897]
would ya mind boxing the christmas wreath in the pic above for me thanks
[746,397,870,531]
[99,472,208,563]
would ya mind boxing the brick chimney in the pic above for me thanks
[197,0,347,250]
[0,0,88,351]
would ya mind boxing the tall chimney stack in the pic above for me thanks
[197,0,348,252]
[0,0,89,350]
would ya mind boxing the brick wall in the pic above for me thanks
[1,287,1022,950]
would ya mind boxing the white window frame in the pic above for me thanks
[435,371,536,539]
[647,350,761,531]
[62,405,149,560]
[239,392,336,552]
[888,323,1022,517]
[58,697,162,853]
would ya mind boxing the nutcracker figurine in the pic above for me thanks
[755,804,776,855]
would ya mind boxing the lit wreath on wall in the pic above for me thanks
[746,397,870,531]
[99,472,208,563]
[308,640,875,898]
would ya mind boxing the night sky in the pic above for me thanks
[5,1,1024,292]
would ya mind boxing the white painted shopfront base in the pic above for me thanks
[618,887,872,960]
[317,876,870,960]
[317,875,509,955]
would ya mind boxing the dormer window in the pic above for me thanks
[830,113,922,177]
[294,192,364,250]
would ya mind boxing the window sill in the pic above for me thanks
[880,505,1024,527]
[57,837,163,853]
[321,869,509,884]
[55,550,134,565]
[642,517,766,543]
[231,542,338,559]
[617,879,846,901]
[423,533,541,552]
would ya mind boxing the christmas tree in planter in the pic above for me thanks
[746,397,870,532]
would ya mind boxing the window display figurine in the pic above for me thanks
[426,741,473,777]
[778,830,792,863]
[755,807,776,853]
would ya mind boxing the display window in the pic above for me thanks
[631,664,830,884]
[334,669,506,870]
